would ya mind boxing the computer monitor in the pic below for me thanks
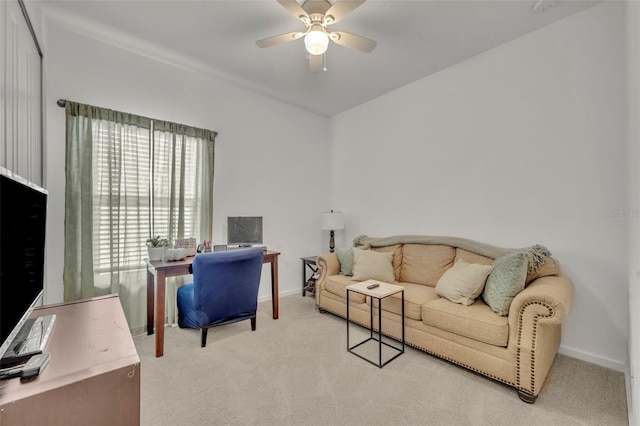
[227,216,263,246]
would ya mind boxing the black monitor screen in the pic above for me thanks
[227,217,263,245]
[0,170,47,348]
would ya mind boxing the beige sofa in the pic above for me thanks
[315,235,574,402]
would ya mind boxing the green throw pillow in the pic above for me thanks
[482,252,528,316]
[336,248,353,276]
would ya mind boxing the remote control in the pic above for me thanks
[366,283,380,289]
[20,352,50,379]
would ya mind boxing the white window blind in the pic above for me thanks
[91,123,200,274]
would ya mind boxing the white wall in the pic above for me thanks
[42,17,330,305]
[330,2,627,370]
[38,0,631,378]
[626,0,640,423]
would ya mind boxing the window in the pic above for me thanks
[91,125,204,273]
[64,101,216,332]
[92,123,150,273]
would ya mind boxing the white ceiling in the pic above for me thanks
[42,0,598,117]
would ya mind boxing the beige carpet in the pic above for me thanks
[134,295,628,426]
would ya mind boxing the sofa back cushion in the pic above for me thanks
[454,248,493,266]
[400,244,455,286]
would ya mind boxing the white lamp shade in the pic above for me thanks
[321,211,344,230]
[305,30,329,56]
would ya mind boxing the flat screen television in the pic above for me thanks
[0,167,54,367]
[227,216,263,247]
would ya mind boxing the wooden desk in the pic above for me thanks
[146,250,280,357]
[0,295,141,425]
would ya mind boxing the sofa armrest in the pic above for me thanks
[507,274,574,399]
[508,274,574,327]
[315,253,340,305]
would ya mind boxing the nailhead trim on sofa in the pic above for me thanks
[515,300,555,397]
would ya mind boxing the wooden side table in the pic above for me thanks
[346,280,405,368]
[300,256,319,297]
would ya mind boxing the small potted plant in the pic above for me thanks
[146,236,171,261]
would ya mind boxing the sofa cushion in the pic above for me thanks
[352,248,396,283]
[422,298,509,347]
[435,259,493,306]
[482,252,528,316]
[455,249,493,266]
[372,244,402,281]
[336,248,353,276]
[369,282,439,321]
[400,244,455,286]
[324,274,366,304]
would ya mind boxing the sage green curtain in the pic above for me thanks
[63,101,216,334]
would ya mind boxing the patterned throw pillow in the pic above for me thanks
[351,247,395,283]
[335,248,353,276]
[482,252,528,316]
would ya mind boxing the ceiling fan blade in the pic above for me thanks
[309,54,324,73]
[324,0,366,25]
[256,32,303,48]
[277,0,309,21]
[329,31,376,53]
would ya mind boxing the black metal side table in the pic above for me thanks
[301,256,319,297]
[346,280,405,368]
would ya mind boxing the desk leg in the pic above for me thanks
[155,270,166,357]
[271,257,279,319]
[147,269,155,335]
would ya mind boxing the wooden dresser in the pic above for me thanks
[0,295,141,425]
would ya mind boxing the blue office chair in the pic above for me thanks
[177,248,264,347]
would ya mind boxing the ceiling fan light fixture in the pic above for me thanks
[305,29,329,55]
[256,0,377,72]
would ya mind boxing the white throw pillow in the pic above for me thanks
[435,259,493,306]
[351,247,396,283]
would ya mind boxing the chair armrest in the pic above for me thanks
[315,253,340,304]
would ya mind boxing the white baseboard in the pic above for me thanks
[258,288,301,304]
[559,345,626,372]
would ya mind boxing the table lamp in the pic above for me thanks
[321,210,344,253]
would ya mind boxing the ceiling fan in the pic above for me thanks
[256,0,377,73]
